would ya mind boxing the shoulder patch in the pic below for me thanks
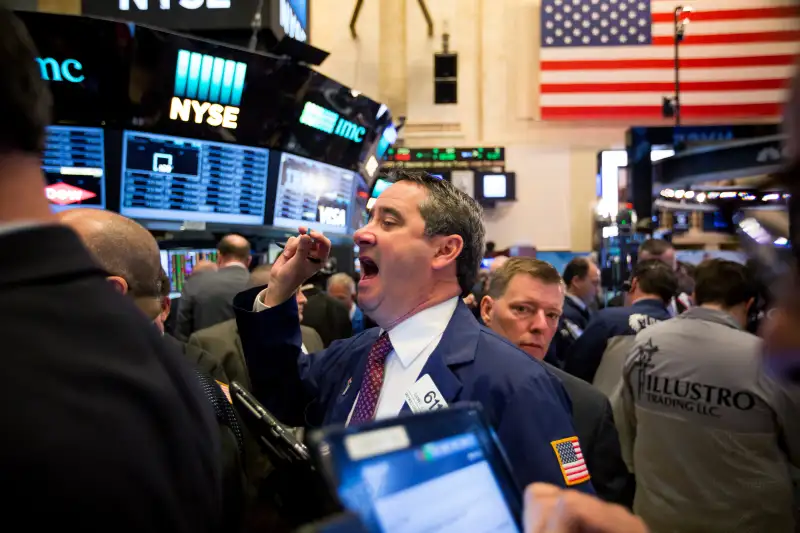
[628,313,661,333]
[551,437,591,486]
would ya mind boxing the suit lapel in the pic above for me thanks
[328,330,379,423]
[399,302,478,415]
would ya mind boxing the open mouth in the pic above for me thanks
[360,257,380,280]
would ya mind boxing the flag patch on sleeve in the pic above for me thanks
[551,437,591,486]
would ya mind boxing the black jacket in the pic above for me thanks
[547,297,593,368]
[176,265,250,340]
[300,289,353,347]
[548,366,634,507]
[0,225,221,531]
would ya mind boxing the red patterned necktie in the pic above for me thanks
[350,332,393,424]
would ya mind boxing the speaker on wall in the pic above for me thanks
[434,53,457,104]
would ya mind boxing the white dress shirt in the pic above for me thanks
[253,290,458,424]
[346,296,459,423]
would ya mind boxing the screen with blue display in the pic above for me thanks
[43,126,106,212]
[120,131,269,225]
[337,433,519,533]
[273,152,356,234]
[370,177,393,198]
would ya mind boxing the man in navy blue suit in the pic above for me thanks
[234,171,594,492]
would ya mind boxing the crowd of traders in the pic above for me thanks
[2,7,800,533]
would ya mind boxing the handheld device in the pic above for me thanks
[231,382,309,464]
[306,405,523,533]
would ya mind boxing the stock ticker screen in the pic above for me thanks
[160,248,218,295]
[273,152,356,234]
[120,131,269,225]
[43,126,106,212]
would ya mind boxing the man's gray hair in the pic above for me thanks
[327,272,356,294]
[389,170,486,295]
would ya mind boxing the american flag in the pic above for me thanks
[552,437,591,485]
[540,0,800,121]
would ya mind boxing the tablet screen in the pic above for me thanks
[337,432,520,533]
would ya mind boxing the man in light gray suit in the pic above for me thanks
[188,264,324,390]
[176,234,252,340]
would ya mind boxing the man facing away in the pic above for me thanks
[0,9,221,530]
[233,170,593,492]
[59,209,247,531]
[176,233,252,340]
[547,257,601,366]
[615,259,800,533]
[480,257,632,506]
[189,264,324,391]
[564,259,676,393]
[327,272,372,334]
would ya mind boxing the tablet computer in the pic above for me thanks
[306,405,523,533]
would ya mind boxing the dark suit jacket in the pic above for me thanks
[548,366,633,507]
[188,319,324,392]
[548,297,593,368]
[0,225,221,531]
[176,265,250,341]
[300,289,353,347]
[234,287,595,493]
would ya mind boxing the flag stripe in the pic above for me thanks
[542,54,797,70]
[540,42,799,61]
[652,18,800,36]
[651,30,800,45]
[541,103,783,120]
[542,89,785,106]
[542,66,795,83]
[543,78,788,93]
[651,6,799,23]
[540,0,798,120]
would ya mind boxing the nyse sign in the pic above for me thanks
[119,0,231,9]
[83,0,253,30]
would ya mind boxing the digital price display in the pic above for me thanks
[160,248,218,295]
[273,152,356,234]
[383,147,505,169]
[43,126,106,212]
[120,131,269,225]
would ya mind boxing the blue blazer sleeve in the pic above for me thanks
[495,370,595,494]
[233,287,318,427]
[564,317,610,383]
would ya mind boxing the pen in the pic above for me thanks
[276,241,322,264]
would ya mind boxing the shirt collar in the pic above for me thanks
[386,297,459,369]
[350,303,357,320]
[221,262,248,270]
[566,293,587,311]
[679,306,742,330]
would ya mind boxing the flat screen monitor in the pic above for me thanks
[160,248,218,295]
[475,172,516,203]
[272,152,356,234]
[120,131,269,225]
[43,126,106,212]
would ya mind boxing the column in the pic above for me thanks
[378,0,407,118]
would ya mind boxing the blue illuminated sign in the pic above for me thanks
[36,57,84,83]
[170,49,246,129]
[280,0,307,42]
[299,101,366,143]
[174,49,246,106]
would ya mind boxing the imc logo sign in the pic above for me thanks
[299,102,366,143]
[36,57,84,83]
[170,50,246,130]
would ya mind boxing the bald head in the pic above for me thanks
[59,209,163,318]
[218,234,251,266]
